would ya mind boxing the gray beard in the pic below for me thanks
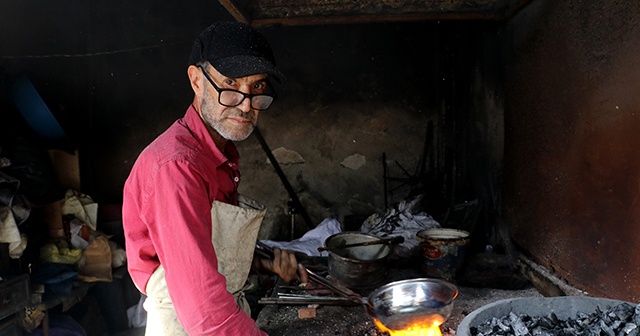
[201,89,255,141]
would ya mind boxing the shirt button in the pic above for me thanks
[234,177,239,182]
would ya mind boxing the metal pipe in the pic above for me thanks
[253,127,315,230]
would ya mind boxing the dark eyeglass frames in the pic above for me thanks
[199,66,275,111]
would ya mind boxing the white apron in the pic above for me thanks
[143,195,266,335]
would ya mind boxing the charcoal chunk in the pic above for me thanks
[622,322,638,335]
[509,312,530,336]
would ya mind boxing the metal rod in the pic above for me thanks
[276,293,352,301]
[383,152,388,210]
[258,297,359,306]
[253,127,315,230]
[304,269,364,304]
[317,236,404,252]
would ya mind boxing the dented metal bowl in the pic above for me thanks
[365,278,459,331]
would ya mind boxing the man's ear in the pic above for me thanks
[187,65,204,96]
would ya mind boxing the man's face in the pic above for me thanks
[199,66,269,141]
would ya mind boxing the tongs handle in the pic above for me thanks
[255,241,365,305]
[305,268,365,304]
[255,241,275,259]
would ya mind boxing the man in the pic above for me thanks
[123,22,307,335]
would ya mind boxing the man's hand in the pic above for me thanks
[271,247,308,283]
[254,247,308,283]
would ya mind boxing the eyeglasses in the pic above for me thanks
[199,66,275,111]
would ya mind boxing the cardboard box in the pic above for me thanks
[47,149,80,191]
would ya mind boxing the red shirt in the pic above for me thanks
[122,105,267,335]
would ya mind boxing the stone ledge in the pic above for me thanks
[517,253,588,297]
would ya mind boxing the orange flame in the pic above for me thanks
[374,315,444,336]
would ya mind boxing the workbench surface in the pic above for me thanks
[255,259,542,335]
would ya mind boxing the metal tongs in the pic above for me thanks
[317,235,405,253]
[255,241,366,305]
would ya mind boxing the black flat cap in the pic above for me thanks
[188,22,285,84]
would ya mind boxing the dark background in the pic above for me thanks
[2,0,640,317]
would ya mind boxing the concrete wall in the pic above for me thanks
[505,0,640,301]
[240,22,505,241]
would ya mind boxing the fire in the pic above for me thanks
[374,316,444,336]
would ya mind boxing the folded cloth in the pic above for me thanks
[0,206,21,245]
[0,172,30,225]
[9,233,28,258]
[30,262,79,297]
[61,189,98,231]
[259,217,342,257]
[0,170,32,257]
[40,241,83,264]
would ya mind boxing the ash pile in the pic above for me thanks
[471,302,640,336]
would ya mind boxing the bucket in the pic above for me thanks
[416,228,470,282]
[324,232,391,290]
[456,297,631,336]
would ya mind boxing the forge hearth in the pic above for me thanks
[255,252,550,335]
[255,285,542,335]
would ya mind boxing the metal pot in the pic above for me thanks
[324,232,392,290]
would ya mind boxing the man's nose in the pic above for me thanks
[237,96,252,112]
